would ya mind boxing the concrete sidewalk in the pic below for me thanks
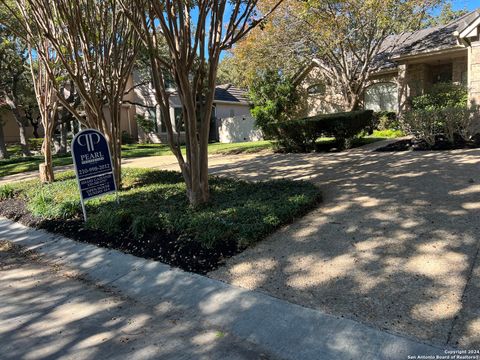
[0,217,447,360]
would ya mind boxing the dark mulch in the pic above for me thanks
[376,135,480,152]
[0,198,237,274]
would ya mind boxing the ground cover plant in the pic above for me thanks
[0,169,321,273]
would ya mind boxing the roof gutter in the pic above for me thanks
[392,46,467,63]
[213,100,251,106]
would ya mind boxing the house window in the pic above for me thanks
[364,82,398,112]
[430,64,453,84]
[174,108,184,132]
[160,118,167,133]
[307,83,326,95]
[147,109,158,133]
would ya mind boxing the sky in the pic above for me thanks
[451,0,479,11]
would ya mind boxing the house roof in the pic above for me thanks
[370,9,480,72]
[214,84,249,104]
[385,11,479,61]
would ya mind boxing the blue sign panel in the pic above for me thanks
[72,129,117,205]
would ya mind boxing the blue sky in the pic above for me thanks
[452,0,478,11]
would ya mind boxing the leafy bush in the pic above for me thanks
[136,114,156,134]
[402,106,480,146]
[121,130,135,145]
[411,83,468,110]
[374,111,399,130]
[402,83,475,147]
[249,70,300,138]
[267,110,374,152]
[28,138,44,152]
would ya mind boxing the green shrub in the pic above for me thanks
[411,83,468,110]
[0,185,15,200]
[28,138,44,152]
[374,111,399,130]
[136,114,156,134]
[267,110,374,152]
[121,131,135,145]
[402,106,480,146]
[249,70,301,138]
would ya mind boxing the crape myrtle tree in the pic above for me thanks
[26,40,61,182]
[9,0,140,188]
[120,0,283,206]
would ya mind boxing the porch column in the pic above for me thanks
[469,42,480,106]
[397,64,408,114]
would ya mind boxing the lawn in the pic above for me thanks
[0,140,273,178]
[121,140,273,158]
[0,131,402,178]
[0,169,321,273]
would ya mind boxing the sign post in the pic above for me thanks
[72,129,118,221]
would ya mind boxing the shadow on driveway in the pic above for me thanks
[208,149,480,348]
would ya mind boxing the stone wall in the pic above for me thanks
[469,41,480,106]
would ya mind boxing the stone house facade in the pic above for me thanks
[301,10,480,115]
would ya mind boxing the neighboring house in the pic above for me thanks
[127,71,257,144]
[299,10,480,115]
[0,109,42,144]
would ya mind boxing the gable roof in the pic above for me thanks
[214,84,249,104]
[364,9,480,73]
[386,10,479,60]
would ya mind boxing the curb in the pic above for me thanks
[1,217,448,360]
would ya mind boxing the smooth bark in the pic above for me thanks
[0,121,8,159]
[122,0,283,205]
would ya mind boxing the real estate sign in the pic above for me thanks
[72,129,117,221]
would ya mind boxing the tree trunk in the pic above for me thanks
[59,122,68,154]
[39,133,54,183]
[0,123,9,160]
[17,122,31,157]
[103,124,122,191]
[5,94,32,157]
[348,93,361,111]
[31,120,40,138]
[54,123,68,155]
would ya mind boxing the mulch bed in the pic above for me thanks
[376,135,480,152]
[0,198,237,274]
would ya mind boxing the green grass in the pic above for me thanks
[121,140,272,158]
[1,130,402,178]
[0,141,273,178]
[1,168,321,249]
[369,129,404,139]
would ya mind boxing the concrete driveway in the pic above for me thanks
[208,148,480,348]
[2,143,479,349]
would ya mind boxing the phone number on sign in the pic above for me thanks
[78,164,111,176]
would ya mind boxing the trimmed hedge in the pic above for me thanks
[266,110,374,152]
